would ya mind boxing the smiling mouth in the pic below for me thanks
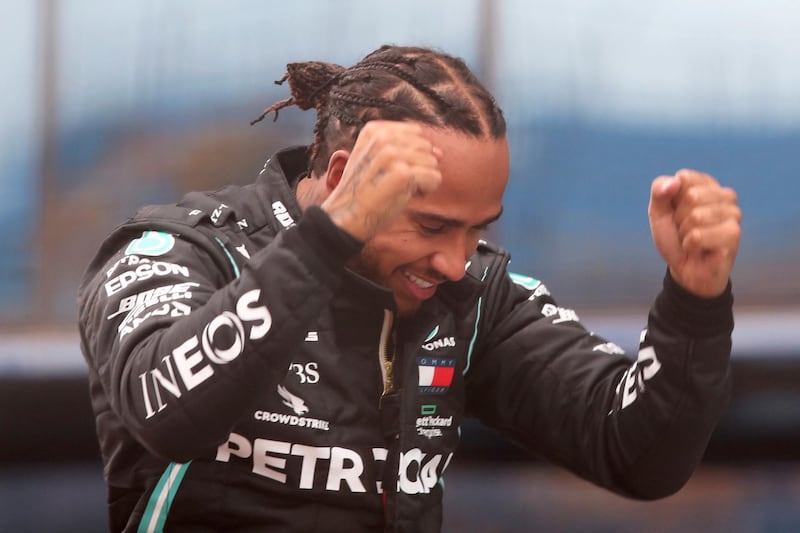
[402,270,436,289]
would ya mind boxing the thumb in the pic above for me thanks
[648,175,681,221]
[648,175,684,267]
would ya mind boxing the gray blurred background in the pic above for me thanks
[1,1,799,531]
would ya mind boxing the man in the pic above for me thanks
[78,45,741,532]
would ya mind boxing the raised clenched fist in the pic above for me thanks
[648,169,742,298]
[321,121,443,242]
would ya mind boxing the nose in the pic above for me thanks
[430,235,473,282]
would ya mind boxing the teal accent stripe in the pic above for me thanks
[463,266,489,376]
[423,325,440,343]
[214,237,241,278]
[509,271,540,291]
[138,462,191,533]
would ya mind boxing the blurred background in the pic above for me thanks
[1,0,799,531]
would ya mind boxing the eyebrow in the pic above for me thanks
[409,207,504,229]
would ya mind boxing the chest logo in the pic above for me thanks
[253,385,331,431]
[417,357,456,395]
[420,325,456,352]
[278,385,309,415]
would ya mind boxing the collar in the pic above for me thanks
[254,145,311,234]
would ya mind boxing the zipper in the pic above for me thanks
[378,309,396,399]
[377,308,397,527]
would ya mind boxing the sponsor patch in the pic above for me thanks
[108,282,199,320]
[272,201,295,228]
[235,244,250,259]
[288,361,320,384]
[216,433,452,495]
[416,415,453,439]
[593,342,625,355]
[420,325,456,352]
[420,336,455,352]
[104,261,191,296]
[278,385,309,415]
[252,385,331,431]
[210,203,229,225]
[424,326,440,343]
[415,405,453,439]
[138,289,272,419]
[541,303,580,324]
[125,231,175,257]
[420,404,437,416]
[118,300,192,339]
[417,357,455,394]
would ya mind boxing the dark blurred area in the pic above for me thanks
[2,1,799,531]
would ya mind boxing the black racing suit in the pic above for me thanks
[78,146,734,532]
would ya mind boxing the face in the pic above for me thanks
[349,127,509,316]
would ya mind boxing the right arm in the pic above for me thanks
[78,207,360,461]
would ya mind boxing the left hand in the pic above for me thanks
[648,169,742,298]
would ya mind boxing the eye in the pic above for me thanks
[419,223,447,235]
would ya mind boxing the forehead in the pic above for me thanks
[411,127,509,221]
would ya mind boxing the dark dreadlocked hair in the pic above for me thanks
[251,44,506,177]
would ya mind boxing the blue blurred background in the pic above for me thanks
[1,1,799,531]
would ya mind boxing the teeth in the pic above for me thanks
[403,271,434,289]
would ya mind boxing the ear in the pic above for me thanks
[323,150,351,193]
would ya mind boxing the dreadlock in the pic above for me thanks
[252,44,506,176]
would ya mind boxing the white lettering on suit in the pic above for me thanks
[214,433,453,495]
[138,290,271,418]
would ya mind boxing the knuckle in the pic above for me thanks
[677,220,691,239]
[728,220,742,239]
[687,227,703,246]
[686,187,704,205]
[390,158,411,175]
[377,144,400,164]
[681,187,698,205]
[687,209,704,226]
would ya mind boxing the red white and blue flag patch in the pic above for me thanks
[417,357,456,394]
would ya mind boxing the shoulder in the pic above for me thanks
[78,198,238,297]
[466,239,510,282]
[468,239,546,294]
[467,239,561,315]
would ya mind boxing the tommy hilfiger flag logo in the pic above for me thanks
[417,357,456,394]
